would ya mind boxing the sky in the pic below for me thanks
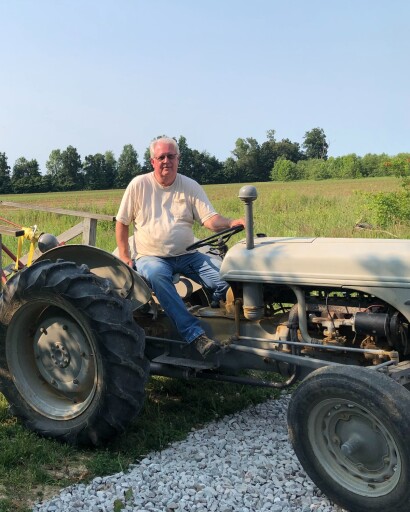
[1,0,409,173]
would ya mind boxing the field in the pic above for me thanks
[1,177,408,261]
[0,177,408,511]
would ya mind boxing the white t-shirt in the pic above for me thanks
[116,172,217,258]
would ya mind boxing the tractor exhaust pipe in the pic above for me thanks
[238,185,263,320]
[238,185,257,250]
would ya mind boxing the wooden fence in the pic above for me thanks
[0,201,115,284]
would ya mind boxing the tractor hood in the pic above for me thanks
[220,237,410,289]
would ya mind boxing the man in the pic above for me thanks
[115,136,244,358]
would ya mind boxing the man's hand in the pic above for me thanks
[229,218,246,229]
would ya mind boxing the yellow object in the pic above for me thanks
[14,225,41,270]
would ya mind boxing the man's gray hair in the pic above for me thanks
[149,137,180,158]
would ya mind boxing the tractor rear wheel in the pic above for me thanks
[0,259,149,446]
[287,365,410,512]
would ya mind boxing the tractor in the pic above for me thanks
[1,185,410,512]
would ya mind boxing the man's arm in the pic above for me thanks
[115,221,133,266]
[203,214,245,232]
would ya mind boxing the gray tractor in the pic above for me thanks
[1,186,410,512]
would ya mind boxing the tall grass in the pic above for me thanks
[2,177,407,266]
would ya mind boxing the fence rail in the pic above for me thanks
[0,201,116,285]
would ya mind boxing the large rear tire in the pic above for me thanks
[287,365,410,512]
[0,260,149,446]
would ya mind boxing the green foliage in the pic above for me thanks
[11,158,42,193]
[362,156,410,227]
[363,191,409,227]
[83,153,116,190]
[228,132,303,184]
[270,157,298,181]
[116,144,141,187]
[46,146,83,191]
[1,133,409,194]
[361,153,390,177]
[0,153,12,194]
[302,127,328,160]
[296,158,330,180]
[104,150,117,188]
[176,136,224,184]
[337,154,363,178]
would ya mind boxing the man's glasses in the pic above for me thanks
[154,153,178,162]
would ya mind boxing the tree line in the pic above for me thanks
[0,128,407,194]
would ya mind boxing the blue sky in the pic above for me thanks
[1,0,409,173]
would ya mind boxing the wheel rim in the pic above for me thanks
[308,398,401,497]
[6,299,99,420]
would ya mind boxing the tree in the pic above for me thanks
[338,154,362,179]
[0,152,12,194]
[260,131,304,182]
[187,149,224,185]
[11,157,42,193]
[228,137,263,182]
[175,136,194,180]
[297,159,330,180]
[83,153,109,190]
[361,153,389,177]
[270,157,299,182]
[141,146,152,174]
[274,138,304,162]
[46,146,83,191]
[303,127,329,160]
[104,151,117,189]
[222,156,240,184]
[116,144,141,188]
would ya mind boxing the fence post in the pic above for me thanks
[82,218,98,246]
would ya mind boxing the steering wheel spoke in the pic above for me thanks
[186,225,244,252]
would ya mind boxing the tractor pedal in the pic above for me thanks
[152,354,217,369]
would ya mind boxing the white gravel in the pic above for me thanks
[32,395,347,512]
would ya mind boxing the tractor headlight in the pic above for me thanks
[38,233,59,253]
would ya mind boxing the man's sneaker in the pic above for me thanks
[193,334,222,358]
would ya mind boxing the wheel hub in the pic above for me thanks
[50,342,71,368]
[326,404,397,481]
[309,398,401,496]
[34,316,94,394]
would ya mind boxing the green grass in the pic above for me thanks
[0,378,279,511]
[1,176,410,510]
[2,177,409,267]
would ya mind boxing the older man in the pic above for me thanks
[115,137,244,358]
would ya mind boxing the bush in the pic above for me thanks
[270,158,299,181]
[363,156,410,227]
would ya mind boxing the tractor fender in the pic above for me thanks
[36,244,152,310]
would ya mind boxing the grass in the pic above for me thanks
[1,177,408,264]
[0,378,280,511]
[1,176,410,510]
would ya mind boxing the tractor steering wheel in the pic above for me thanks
[186,225,244,252]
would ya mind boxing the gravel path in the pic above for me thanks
[32,395,347,512]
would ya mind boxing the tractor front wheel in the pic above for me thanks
[0,260,149,445]
[287,365,410,512]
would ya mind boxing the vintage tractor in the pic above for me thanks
[1,186,410,512]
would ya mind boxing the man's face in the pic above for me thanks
[151,142,179,186]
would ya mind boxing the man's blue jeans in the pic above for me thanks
[135,252,229,343]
